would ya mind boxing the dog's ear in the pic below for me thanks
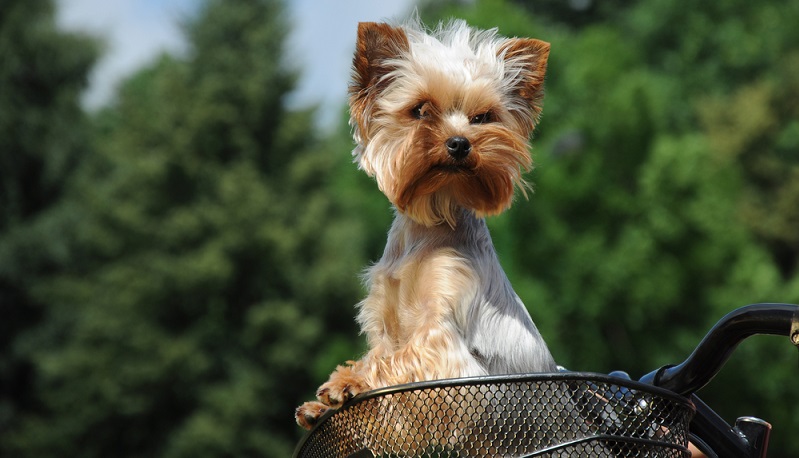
[349,23,409,140]
[351,22,409,95]
[499,38,550,129]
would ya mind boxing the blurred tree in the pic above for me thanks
[3,0,374,457]
[0,0,97,448]
[699,55,799,278]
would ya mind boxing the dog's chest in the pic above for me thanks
[366,243,476,344]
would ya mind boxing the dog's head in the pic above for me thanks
[348,19,549,227]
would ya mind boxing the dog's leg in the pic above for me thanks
[358,248,485,385]
[296,248,483,429]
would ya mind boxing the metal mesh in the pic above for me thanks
[294,373,694,458]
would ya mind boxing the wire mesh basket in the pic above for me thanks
[294,372,695,458]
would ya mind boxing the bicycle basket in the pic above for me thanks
[294,372,695,458]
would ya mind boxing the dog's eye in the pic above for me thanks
[411,102,430,120]
[470,111,494,124]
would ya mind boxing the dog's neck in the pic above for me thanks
[384,208,493,260]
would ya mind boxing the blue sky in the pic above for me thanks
[55,0,416,128]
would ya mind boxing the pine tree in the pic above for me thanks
[0,0,97,450]
[5,1,368,456]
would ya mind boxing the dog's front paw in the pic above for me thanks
[295,401,328,430]
[316,370,368,408]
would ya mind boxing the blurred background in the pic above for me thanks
[1,0,798,456]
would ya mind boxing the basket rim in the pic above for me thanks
[294,371,696,457]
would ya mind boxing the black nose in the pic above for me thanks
[446,136,471,160]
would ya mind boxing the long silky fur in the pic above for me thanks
[295,19,592,455]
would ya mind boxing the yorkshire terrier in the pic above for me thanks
[296,18,556,430]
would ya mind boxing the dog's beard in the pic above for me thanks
[365,120,533,227]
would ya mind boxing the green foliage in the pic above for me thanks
[0,0,98,450]
[0,0,97,227]
[2,1,367,456]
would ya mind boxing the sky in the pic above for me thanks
[55,0,417,129]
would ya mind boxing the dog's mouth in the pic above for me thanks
[429,162,475,175]
[396,162,476,207]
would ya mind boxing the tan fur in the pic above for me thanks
[296,19,555,435]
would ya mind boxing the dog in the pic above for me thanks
[295,17,556,432]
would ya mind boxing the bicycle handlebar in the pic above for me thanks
[639,303,799,395]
